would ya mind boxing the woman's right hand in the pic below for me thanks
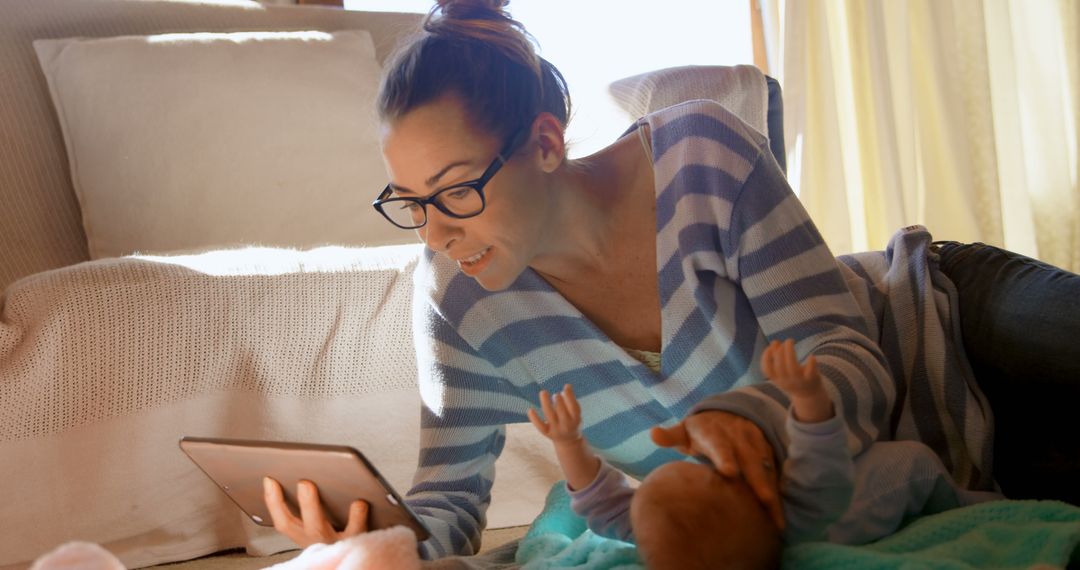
[651,411,785,531]
[262,477,369,547]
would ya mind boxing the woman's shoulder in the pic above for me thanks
[643,99,769,154]
[640,100,769,191]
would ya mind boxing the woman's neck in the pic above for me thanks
[530,131,653,285]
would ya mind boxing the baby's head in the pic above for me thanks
[631,461,781,570]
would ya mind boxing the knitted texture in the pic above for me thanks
[515,483,642,570]
[0,245,420,442]
[783,500,1080,569]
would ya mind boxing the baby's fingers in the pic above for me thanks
[761,342,777,378]
[528,407,552,438]
[553,392,577,426]
[781,339,799,377]
[562,384,581,418]
[803,355,818,381]
[538,390,556,423]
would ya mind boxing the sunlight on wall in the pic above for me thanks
[346,0,752,157]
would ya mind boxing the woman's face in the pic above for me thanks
[380,96,550,291]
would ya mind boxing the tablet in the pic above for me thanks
[179,436,430,541]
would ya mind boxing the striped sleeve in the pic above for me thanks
[406,296,524,558]
[568,459,636,542]
[693,147,895,463]
[780,413,854,544]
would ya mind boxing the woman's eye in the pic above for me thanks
[401,202,422,212]
[447,188,472,200]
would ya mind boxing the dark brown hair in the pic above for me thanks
[377,0,571,148]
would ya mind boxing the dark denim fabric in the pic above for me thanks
[935,241,1080,505]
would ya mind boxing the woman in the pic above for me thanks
[262,0,1077,562]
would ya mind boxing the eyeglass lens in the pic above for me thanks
[383,186,485,228]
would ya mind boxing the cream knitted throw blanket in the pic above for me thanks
[0,245,421,443]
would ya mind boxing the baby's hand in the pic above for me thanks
[761,339,820,396]
[528,384,583,444]
[762,339,833,423]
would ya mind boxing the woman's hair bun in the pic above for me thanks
[423,0,538,76]
[433,0,510,20]
[426,0,520,37]
[378,0,570,145]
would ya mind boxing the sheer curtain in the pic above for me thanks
[759,0,1079,271]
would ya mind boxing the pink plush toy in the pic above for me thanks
[30,542,125,570]
[31,526,421,570]
[268,526,421,570]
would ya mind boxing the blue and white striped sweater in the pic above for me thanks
[405,100,992,558]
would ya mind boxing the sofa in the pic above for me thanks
[0,0,797,568]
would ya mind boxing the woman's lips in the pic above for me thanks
[457,246,493,276]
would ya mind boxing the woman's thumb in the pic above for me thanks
[651,424,688,450]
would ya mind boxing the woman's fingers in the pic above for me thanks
[342,500,369,536]
[263,477,301,535]
[733,436,785,531]
[263,477,369,546]
[699,413,785,529]
[297,480,334,538]
[687,416,740,478]
[654,415,740,476]
[650,423,691,454]
[659,412,784,520]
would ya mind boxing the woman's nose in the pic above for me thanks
[421,208,459,253]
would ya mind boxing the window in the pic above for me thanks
[347,1,752,157]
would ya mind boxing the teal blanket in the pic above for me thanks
[514,483,1080,569]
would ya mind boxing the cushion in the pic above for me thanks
[0,0,421,290]
[34,29,413,259]
[607,65,787,172]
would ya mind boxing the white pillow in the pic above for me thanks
[34,30,414,259]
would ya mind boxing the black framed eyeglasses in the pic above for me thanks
[373,127,528,230]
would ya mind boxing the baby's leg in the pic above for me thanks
[630,461,781,570]
[827,440,1004,545]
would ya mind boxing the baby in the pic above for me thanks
[529,339,1001,568]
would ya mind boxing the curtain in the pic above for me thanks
[759,0,1079,272]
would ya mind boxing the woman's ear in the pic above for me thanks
[531,113,567,174]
